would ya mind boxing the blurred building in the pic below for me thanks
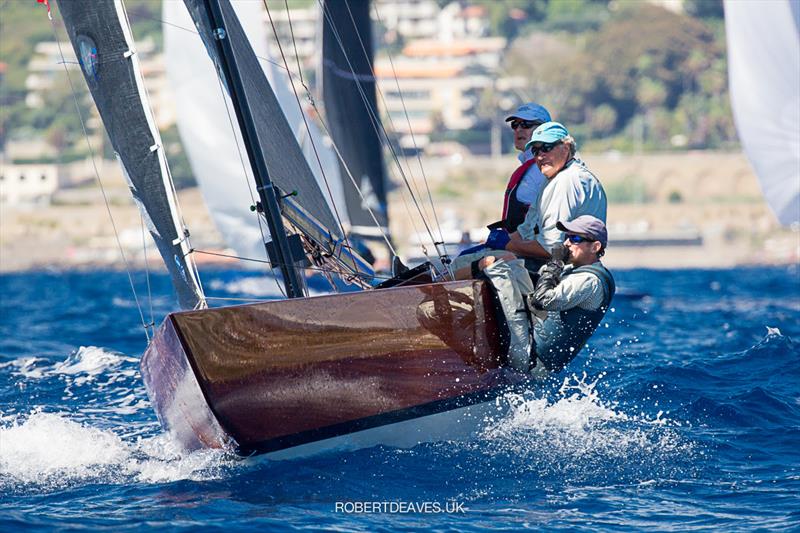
[0,162,58,204]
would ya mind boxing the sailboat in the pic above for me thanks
[57,0,525,459]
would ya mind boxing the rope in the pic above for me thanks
[48,13,151,340]
[191,249,392,281]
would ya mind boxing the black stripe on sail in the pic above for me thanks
[321,0,389,232]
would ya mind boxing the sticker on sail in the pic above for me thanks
[76,35,99,87]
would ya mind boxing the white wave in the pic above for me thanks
[0,356,48,378]
[53,346,137,380]
[6,346,138,386]
[483,373,691,464]
[0,412,233,488]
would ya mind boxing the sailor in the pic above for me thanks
[452,103,551,274]
[455,121,607,281]
[494,122,607,274]
[500,102,552,232]
[476,215,614,374]
[526,215,615,372]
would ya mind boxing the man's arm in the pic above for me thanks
[505,231,551,259]
[531,271,602,311]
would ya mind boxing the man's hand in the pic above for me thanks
[528,258,563,310]
[485,228,511,250]
[550,243,570,264]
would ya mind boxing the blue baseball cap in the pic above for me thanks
[525,121,569,149]
[505,102,551,124]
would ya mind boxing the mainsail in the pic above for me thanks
[181,0,344,244]
[321,0,390,237]
[163,1,347,261]
[58,0,204,310]
[724,0,800,226]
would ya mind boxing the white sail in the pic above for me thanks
[724,0,800,226]
[163,0,347,261]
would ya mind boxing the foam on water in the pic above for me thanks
[0,411,234,489]
[480,373,696,482]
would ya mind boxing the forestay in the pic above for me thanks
[58,0,204,310]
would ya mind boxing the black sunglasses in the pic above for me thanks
[566,234,595,244]
[532,141,563,154]
[510,120,540,130]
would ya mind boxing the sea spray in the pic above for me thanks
[0,411,236,489]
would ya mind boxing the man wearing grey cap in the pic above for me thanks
[526,215,616,372]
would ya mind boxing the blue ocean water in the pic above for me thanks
[1,266,799,531]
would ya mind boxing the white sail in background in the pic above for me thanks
[163,1,347,261]
[724,0,800,226]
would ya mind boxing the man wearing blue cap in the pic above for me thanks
[452,103,550,276]
[500,102,552,232]
[502,121,607,272]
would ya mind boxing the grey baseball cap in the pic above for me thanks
[557,215,608,247]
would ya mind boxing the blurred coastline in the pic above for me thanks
[2,150,797,273]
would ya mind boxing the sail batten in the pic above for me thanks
[57,0,204,310]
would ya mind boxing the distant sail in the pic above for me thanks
[163,1,347,261]
[58,0,204,310]
[182,0,344,242]
[321,0,389,236]
[725,0,800,226]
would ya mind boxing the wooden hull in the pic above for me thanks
[141,279,524,457]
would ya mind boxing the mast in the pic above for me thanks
[202,0,305,298]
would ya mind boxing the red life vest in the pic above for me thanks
[501,158,537,232]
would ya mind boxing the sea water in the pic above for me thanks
[1,267,798,531]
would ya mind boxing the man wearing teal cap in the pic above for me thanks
[499,121,608,273]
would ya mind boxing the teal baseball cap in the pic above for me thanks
[525,121,569,150]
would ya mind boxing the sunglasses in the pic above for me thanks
[566,234,595,244]
[510,120,539,130]
[533,141,563,154]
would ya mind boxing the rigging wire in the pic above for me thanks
[316,0,443,269]
[263,0,358,284]
[365,1,451,272]
[47,13,151,341]
[140,213,156,331]
[210,70,287,299]
[272,18,397,257]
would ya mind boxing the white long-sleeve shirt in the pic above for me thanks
[517,158,607,249]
